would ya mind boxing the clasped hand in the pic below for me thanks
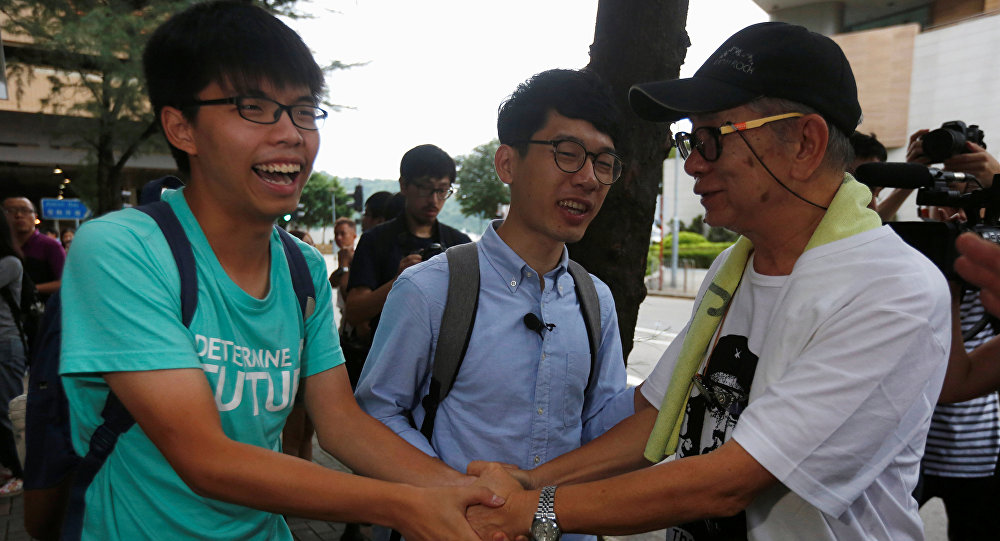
[466,461,537,541]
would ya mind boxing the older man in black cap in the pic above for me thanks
[467,22,951,541]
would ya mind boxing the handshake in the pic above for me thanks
[403,462,541,541]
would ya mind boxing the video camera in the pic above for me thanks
[922,120,987,162]
[855,161,1000,282]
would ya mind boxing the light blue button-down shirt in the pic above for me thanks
[356,221,634,540]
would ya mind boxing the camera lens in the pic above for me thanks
[922,127,966,162]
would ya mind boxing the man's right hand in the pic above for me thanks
[906,129,931,164]
[397,484,504,541]
[337,247,354,268]
[397,253,423,276]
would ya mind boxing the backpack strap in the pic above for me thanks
[275,226,316,320]
[136,201,198,326]
[61,392,137,540]
[567,260,601,396]
[139,175,185,206]
[419,242,479,440]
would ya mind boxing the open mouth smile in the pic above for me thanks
[253,162,302,186]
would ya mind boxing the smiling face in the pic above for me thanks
[497,110,614,250]
[163,80,319,228]
[684,105,792,238]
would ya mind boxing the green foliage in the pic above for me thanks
[455,139,508,220]
[647,235,735,273]
[680,214,739,243]
[663,231,706,246]
[295,172,351,229]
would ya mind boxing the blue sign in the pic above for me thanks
[40,198,90,220]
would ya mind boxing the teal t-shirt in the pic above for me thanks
[60,188,343,540]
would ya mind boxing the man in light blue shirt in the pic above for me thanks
[356,69,635,541]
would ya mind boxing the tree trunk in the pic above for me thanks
[572,0,690,362]
[96,116,121,216]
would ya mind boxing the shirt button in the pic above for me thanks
[541,353,546,360]
[537,408,543,415]
[510,280,517,287]
[534,456,541,464]
[558,285,563,292]
[527,272,533,277]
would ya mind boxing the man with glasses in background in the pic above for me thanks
[2,196,65,300]
[356,69,635,541]
[344,144,471,388]
[466,23,951,541]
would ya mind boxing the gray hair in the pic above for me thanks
[745,97,854,174]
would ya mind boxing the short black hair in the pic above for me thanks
[143,1,325,174]
[364,191,393,220]
[384,192,406,221]
[497,69,622,155]
[399,144,456,185]
[850,132,887,162]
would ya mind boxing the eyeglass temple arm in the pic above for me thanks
[718,112,804,135]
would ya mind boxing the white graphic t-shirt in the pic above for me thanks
[668,259,785,541]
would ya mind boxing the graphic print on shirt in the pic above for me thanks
[195,333,301,414]
[668,334,759,541]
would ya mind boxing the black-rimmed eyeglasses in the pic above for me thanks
[673,112,803,162]
[519,139,624,185]
[409,183,455,201]
[181,96,328,130]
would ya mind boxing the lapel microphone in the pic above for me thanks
[523,313,555,337]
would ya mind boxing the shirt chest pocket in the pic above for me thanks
[556,352,590,428]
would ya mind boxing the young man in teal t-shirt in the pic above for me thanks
[58,3,499,540]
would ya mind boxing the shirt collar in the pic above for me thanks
[479,220,571,296]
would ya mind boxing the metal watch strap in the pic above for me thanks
[537,485,557,519]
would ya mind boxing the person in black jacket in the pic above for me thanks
[343,144,471,387]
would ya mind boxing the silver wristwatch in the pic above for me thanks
[530,485,561,541]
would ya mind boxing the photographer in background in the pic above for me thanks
[343,144,471,388]
[847,132,899,220]
[910,124,1000,540]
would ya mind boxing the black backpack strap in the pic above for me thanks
[139,175,185,206]
[419,242,479,440]
[61,393,136,540]
[136,201,198,326]
[275,226,316,320]
[567,260,601,396]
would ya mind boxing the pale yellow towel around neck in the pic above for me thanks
[643,176,880,462]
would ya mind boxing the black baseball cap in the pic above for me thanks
[629,22,861,135]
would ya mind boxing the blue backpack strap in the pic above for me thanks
[275,226,316,320]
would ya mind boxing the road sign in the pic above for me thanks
[40,198,90,220]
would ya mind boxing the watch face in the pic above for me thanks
[531,517,561,541]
